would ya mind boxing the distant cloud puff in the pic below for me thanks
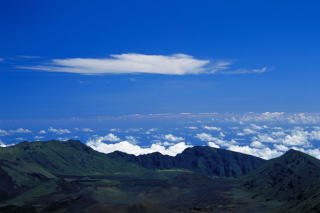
[10,128,32,134]
[19,53,267,75]
[95,133,120,142]
[0,129,9,136]
[74,128,94,132]
[163,134,184,142]
[34,136,44,140]
[203,126,221,131]
[195,133,237,147]
[48,127,71,134]
[39,130,46,134]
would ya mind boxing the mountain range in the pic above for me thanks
[0,140,319,213]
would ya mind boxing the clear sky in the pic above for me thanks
[1,0,320,122]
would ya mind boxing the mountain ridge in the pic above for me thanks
[1,140,320,212]
[107,145,266,177]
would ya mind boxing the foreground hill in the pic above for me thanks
[242,149,320,212]
[107,146,266,177]
[0,140,148,201]
[0,140,319,213]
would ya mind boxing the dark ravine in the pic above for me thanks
[107,146,266,177]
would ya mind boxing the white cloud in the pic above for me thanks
[125,136,138,144]
[82,128,94,132]
[219,67,268,74]
[185,126,198,130]
[219,132,225,137]
[157,141,175,146]
[145,128,158,134]
[310,130,320,140]
[15,137,25,141]
[203,126,221,131]
[250,141,265,148]
[21,53,210,75]
[0,129,9,136]
[207,142,220,148]
[273,144,289,152]
[254,133,278,143]
[196,133,215,141]
[228,145,283,160]
[57,137,69,141]
[163,134,184,142]
[305,148,320,159]
[39,130,46,134]
[253,127,316,147]
[238,128,257,135]
[75,127,94,132]
[195,133,236,147]
[34,136,44,140]
[86,139,191,156]
[20,53,267,76]
[10,128,32,134]
[48,127,71,134]
[0,128,32,136]
[0,139,7,147]
[94,133,120,143]
[281,129,310,146]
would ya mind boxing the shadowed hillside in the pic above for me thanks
[242,149,320,213]
[107,146,266,177]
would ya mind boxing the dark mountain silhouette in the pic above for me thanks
[107,146,266,177]
[0,140,319,213]
[242,149,320,213]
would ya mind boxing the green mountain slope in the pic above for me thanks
[0,140,149,201]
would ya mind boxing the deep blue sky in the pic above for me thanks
[1,0,320,122]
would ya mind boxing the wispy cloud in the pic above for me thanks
[48,127,71,134]
[16,55,42,59]
[18,53,268,75]
[219,66,269,75]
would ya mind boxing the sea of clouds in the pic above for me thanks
[1,112,320,160]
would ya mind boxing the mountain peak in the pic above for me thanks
[280,148,318,163]
[243,147,320,201]
[284,148,303,155]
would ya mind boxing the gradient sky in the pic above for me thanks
[1,0,320,122]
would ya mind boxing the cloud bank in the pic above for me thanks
[19,53,267,75]
[86,134,192,156]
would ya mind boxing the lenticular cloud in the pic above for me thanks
[22,53,210,75]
